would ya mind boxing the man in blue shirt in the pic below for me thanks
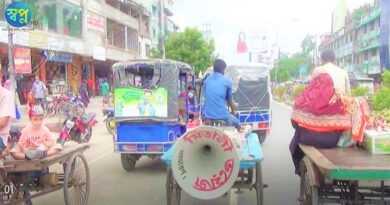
[203,59,241,130]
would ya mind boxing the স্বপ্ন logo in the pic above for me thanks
[4,1,32,27]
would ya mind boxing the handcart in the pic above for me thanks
[0,144,90,205]
[299,144,390,204]
[161,129,265,205]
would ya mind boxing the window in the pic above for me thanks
[107,19,126,49]
[146,44,150,57]
[127,27,138,52]
[364,52,369,60]
[107,19,138,52]
[62,6,82,37]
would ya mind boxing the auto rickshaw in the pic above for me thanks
[111,59,195,171]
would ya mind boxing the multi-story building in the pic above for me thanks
[134,0,176,54]
[0,0,153,99]
[319,0,389,82]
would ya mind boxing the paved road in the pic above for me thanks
[33,100,300,205]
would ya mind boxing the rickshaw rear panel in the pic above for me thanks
[115,122,184,154]
[112,59,195,171]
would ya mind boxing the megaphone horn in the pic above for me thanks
[172,126,240,200]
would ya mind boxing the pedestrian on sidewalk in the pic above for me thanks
[0,64,16,157]
[31,75,47,107]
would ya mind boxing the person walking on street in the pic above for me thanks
[0,64,16,157]
[31,76,47,107]
[101,79,110,107]
[79,80,90,108]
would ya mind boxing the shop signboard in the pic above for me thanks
[13,47,31,74]
[46,50,72,63]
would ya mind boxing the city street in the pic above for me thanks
[33,99,300,205]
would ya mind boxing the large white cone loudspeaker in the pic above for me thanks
[172,126,240,200]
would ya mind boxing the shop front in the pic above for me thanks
[43,50,72,96]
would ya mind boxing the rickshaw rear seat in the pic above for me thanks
[203,119,227,127]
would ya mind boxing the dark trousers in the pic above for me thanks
[289,122,341,175]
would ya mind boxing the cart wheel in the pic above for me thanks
[300,158,319,205]
[253,130,266,144]
[120,154,138,171]
[166,168,181,205]
[255,162,264,205]
[63,153,90,205]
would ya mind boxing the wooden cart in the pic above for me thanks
[0,144,90,205]
[162,133,265,205]
[299,144,390,205]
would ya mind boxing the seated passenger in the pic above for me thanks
[203,59,241,130]
[11,105,62,160]
[289,50,369,175]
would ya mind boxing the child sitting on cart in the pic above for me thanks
[10,105,62,160]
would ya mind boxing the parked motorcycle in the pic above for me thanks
[57,112,97,146]
[57,93,85,118]
[102,108,115,135]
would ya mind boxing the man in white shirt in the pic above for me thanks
[312,50,351,96]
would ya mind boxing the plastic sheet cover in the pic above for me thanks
[225,65,271,110]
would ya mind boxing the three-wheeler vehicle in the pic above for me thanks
[200,64,272,143]
[111,59,195,171]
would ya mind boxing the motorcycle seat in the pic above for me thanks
[82,113,96,125]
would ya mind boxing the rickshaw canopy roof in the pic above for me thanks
[112,59,194,75]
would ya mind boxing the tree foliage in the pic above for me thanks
[300,34,315,54]
[372,71,390,111]
[270,52,311,82]
[165,28,215,75]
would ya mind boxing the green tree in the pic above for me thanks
[300,34,315,54]
[271,52,310,82]
[372,71,390,111]
[165,27,215,75]
[149,47,162,58]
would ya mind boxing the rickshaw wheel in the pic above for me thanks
[255,162,264,205]
[166,168,181,205]
[300,158,319,205]
[120,154,138,171]
[63,153,90,205]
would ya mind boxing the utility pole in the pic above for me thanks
[158,0,165,59]
[6,0,16,98]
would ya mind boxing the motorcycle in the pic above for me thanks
[57,112,97,146]
[102,108,115,135]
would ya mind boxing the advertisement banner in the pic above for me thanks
[114,87,168,118]
[13,47,31,74]
[332,0,347,33]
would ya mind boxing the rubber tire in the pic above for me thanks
[253,130,266,144]
[255,162,264,205]
[120,154,137,171]
[63,153,90,205]
[82,128,92,143]
[300,159,319,205]
[166,168,181,205]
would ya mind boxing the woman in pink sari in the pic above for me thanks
[289,50,369,175]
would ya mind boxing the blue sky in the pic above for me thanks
[171,0,373,63]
